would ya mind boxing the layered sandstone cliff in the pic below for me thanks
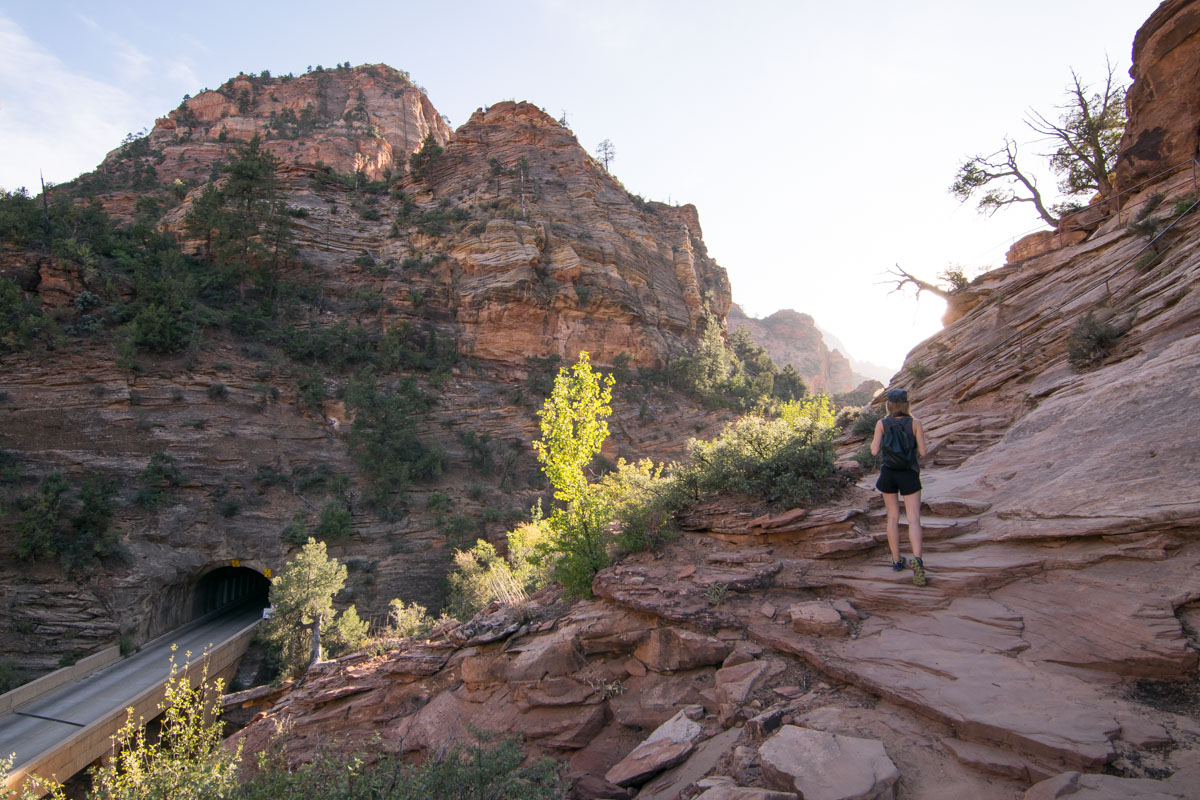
[0,68,734,675]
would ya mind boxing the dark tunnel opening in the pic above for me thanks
[193,566,271,619]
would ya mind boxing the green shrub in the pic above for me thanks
[599,458,681,554]
[324,605,368,656]
[0,277,55,352]
[853,444,881,470]
[426,492,452,513]
[378,322,459,374]
[408,132,445,182]
[137,451,185,510]
[1067,308,1126,370]
[314,499,352,541]
[439,514,481,542]
[142,450,185,487]
[295,368,326,411]
[281,513,309,545]
[387,599,435,639]
[280,321,374,369]
[907,362,932,381]
[16,472,121,573]
[0,659,27,693]
[448,540,528,621]
[1172,191,1200,217]
[673,395,839,509]
[851,406,885,437]
[345,371,444,510]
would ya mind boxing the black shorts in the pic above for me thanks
[876,467,921,496]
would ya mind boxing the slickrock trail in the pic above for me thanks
[230,5,1200,796]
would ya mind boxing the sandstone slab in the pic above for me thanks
[714,660,772,726]
[759,725,899,800]
[790,601,848,636]
[695,784,799,800]
[1023,770,1194,800]
[603,708,703,787]
[634,627,733,672]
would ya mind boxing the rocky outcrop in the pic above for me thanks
[227,7,1200,797]
[415,101,731,366]
[1115,0,1200,191]
[144,65,449,187]
[726,305,863,394]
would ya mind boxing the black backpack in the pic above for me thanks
[881,416,918,471]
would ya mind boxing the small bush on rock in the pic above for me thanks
[1067,308,1127,370]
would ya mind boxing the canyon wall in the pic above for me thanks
[0,68,733,675]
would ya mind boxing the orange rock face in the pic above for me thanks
[146,65,451,185]
[1115,0,1200,191]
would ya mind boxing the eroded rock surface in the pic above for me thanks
[759,725,898,800]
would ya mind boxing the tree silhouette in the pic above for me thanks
[951,62,1126,226]
[596,139,615,171]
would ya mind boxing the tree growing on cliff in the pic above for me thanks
[950,62,1127,226]
[595,139,615,171]
[263,537,354,675]
[532,351,615,597]
[408,132,444,181]
[182,135,293,300]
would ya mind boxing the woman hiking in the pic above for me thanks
[870,388,928,586]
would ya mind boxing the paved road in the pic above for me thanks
[0,605,262,771]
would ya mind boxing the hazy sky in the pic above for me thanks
[0,1,1162,376]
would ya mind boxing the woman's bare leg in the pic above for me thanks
[903,490,923,559]
[882,492,901,563]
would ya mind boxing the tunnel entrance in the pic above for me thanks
[193,566,271,618]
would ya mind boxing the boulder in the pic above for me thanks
[714,660,772,725]
[695,785,799,800]
[789,601,847,636]
[759,725,899,800]
[634,627,733,672]
[603,707,704,787]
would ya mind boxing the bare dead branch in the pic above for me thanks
[883,264,952,300]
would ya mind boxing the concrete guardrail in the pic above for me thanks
[0,646,121,717]
[5,620,259,797]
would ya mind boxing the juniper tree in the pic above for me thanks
[951,62,1126,226]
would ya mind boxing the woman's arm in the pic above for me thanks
[913,418,928,458]
[870,418,884,456]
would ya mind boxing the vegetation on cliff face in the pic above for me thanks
[262,538,368,677]
[445,353,841,611]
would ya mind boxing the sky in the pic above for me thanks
[0,0,1163,378]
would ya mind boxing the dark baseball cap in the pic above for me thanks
[886,389,908,403]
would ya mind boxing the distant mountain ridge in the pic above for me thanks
[813,324,895,384]
[727,304,872,394]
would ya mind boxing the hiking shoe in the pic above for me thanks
[911,557,927,587]
[891,556,907,572]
